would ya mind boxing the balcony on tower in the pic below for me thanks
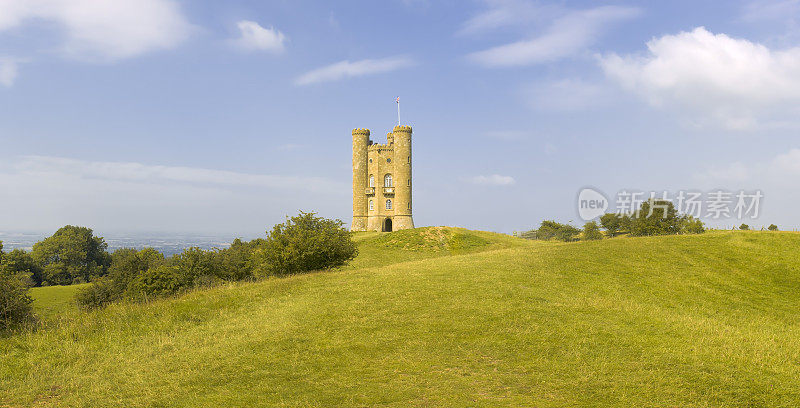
[365,187,375,195]
[383,187,394,195]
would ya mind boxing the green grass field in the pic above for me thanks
[28,283,89,322]
[3,228,800,407]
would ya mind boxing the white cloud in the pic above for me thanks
[467,5,640,67]
[295,56,415,86]
[232,21,285,53]
[600,27,800,130]
[458,0,560,36]
[468,174,516,186]
[0,58,19,87]
[0,0,193,61]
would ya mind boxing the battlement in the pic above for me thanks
[393,125,412,133]
[368,143,393,151]
[352,128,371,135]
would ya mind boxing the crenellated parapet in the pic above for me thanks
[393,125,412,133]
[352,128,371,135]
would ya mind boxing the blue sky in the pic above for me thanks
[2,0,800,235]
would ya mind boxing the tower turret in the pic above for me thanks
[391,125,414,230]
[351,128,370,231]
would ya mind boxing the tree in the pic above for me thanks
[679,215,705,234]
[582,221,604,240]
[629,200,681,236]
[600,213,622,236]
[31,226,112,286]
[533,220,581,242]
[259,212,358,276]
[0,242,35,331]
[768,224,778,231]
[0,249,42,287]
[740,224,750,230]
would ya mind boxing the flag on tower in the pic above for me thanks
[396,96,400,103]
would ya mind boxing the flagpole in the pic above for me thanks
[396,97,400,126]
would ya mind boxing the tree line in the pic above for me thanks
[521,199,706,242]
[1,212,357,332]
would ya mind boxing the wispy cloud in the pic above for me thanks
[467,174,516,186]
[295,56,415,86]
[231,20,286,53]
[12,156,342,193]
[0,0,194,62]
[0,58,19,87]
[458,0,560,36]
[466,5,640,67]
[600,27,800,130]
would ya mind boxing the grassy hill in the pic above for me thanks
[3,228,800,407]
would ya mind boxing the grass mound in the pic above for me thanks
[373,226,490,252]
[6,230,800,407]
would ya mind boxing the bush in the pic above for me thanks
[768,224,778,231]
[0,244,35,331]
[215,238,267,281]
[582,222,604,240]
[75,278,119,309]
[740,224,750,231]
[126,265,194,300]
[532,220,581,242]
[259,212,357,276]
[1,249,42,287]
[107,248,165,294]
[679,215,705,234]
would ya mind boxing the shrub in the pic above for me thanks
[170,247,218,282]
[31,225,111,286]
[0,244,35,331]
[679,215,705,234]
[107,248,165,294]
[75,278,119,309]
[768,224,778,231]
[582,222,604,240]
[1,249,42,287]
[740,224,750,231]
[259,212,357,276]
[126,265,194,300]
[216,238,267,280]
[533,220,581,242]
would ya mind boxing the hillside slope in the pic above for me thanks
[3,229,800,407]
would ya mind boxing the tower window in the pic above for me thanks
[385,199,392,210]
[387,158,391,163]
[369,158,372,163]
[369,200,374,211]
[408,156,410,164]
[407,179,411,187]
[408,203,411,210]
[384,174,393,187]
[369,175,374,188]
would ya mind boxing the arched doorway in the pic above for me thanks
[383,218,392,232]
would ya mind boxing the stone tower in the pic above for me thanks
[351,125,414,232]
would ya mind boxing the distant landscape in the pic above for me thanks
[0,232,241,255]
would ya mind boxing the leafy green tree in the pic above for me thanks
[107,248,164,293]
[534,220,581,242]
[216,238,267,281]
[0,249,42,287]
[31,226,111,286]
[600,213,622,236]
[629,200,681,236]
[679,215,705,234]
[740,224,750,230]
[0,242,35,331]
[259,212,357,276]
[582,221,604,240]
[768,224,778,231]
